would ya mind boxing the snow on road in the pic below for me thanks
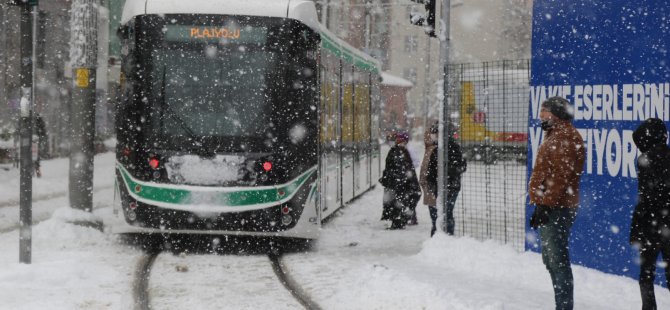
[0,152,668,309]
[150,254,302,309]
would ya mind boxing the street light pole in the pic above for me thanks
[438,0,451,233]
[320,0,329,29]
[364,0,371,51]
[423,37,431,130]
[17,0,38,264]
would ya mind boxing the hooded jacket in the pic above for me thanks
[528,119,585,208]
[630,118,670,246]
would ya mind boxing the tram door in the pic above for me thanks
[341,64,355,203]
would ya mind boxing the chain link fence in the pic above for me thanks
[447,60,530,251]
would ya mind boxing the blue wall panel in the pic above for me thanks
[528,0,670,285]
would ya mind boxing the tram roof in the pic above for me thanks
[121,0,380,74]
[320,27,381,74]
[121,0,320,31]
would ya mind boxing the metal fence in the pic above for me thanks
[447,60,530,251]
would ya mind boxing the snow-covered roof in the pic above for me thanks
[381,72,413,88]
[122,0,319,32]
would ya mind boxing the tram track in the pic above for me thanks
[133,245,322,310]
[269,253,323,310]
[133,250,159,310]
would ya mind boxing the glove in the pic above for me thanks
[530,205,551,230]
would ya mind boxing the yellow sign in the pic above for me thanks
[75,68,89,88]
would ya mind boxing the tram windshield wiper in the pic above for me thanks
[160,67,216,157]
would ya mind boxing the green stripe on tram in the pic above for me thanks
[117,165,316,207]
[320,33,378,73]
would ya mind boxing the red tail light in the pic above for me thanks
[149,158,160,169]
[262,161,272,172]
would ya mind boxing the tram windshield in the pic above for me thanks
[135,15,318,152]
[157,46,273,138]
[153,18,276,139]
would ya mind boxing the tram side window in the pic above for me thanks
[319,50,329,145]
[371,74,381,144]
[353,68,371,146]
[117,22,137,147]
[322,51,340,150]
[342,65,354,145]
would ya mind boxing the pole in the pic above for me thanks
[423,38,432,130]
[18,1,37,264]
[320,0,329,29]
[438,0,451,233]
[0,6,6,114]
[364,0,371,51]
[69,0,98,211]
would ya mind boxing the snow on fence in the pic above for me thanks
[447,60,530,251]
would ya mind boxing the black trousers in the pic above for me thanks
[638,243,670,310]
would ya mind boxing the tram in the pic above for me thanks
[109,0,382,241]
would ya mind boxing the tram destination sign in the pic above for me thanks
[165,25,267,44]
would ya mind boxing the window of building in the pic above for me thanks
[404,35,418,53]
[403,67,417,83]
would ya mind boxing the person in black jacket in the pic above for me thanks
[33,113,47,178]
[631,118,670,310]
[380,131,421,229]
[426,125,466,235]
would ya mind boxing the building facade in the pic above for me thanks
[0,0,114,157]
[449,0,532,63]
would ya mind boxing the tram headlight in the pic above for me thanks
[281,215,293,226]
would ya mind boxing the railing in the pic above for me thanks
[446,60,530,251]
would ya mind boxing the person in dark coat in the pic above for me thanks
[380,131,421,229]
[630,118,670,310]
[422,123,467,236]
[33,113,47,178]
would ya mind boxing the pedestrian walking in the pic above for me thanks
[420,125,439,235]
[528,96,585,310]
[420,123,466,236]
[380,131,421,229]
[33,113,47,178]
[630,118,670,310]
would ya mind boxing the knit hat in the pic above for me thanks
[395,131,409,143]
[541,96,573,121]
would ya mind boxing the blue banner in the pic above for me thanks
[528,0,670,286]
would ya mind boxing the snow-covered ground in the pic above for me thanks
[0,150,668,309]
